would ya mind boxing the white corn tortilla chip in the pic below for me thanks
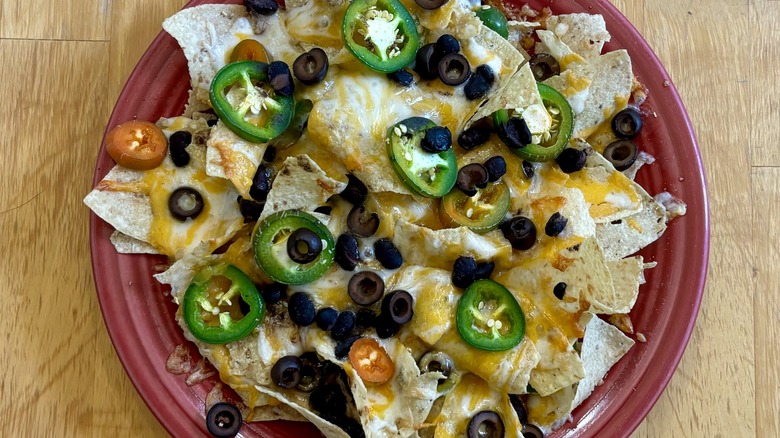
[109,231,160,255]
[433,373,525,438]
[163,4,302,111]
[260,154,347,221]
[344,338,441,438]
[467,63,543,128]
[545,14,611,60]
[390,266,459,346]
[571,316,634,407]
[206,121,267,199]
[393,220,513,271]
[605,256,644,314]
[543,50,632,138]
[84,134,243,259]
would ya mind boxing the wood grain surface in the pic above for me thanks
[0,0,774,436]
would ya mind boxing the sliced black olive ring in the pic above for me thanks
[293,48,329,85]
[348,271,385,306]
[271,355,303,389]
[347,205,380,237]
[501,216,537,250]
[206,402,243,437]
[168,187,204,221]
[529,53,560,82]
[438,53,471,86]
[381,290,414,325]
[287,228,323,264]
[611,107,643,138]
[521,423,545,438]
[467,411,505,438]
[603,139,639,171]
[297,352,323,392]
[457,163,489,196]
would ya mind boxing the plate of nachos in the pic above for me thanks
[87,0,709,436]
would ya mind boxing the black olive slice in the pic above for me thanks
[309,383,347,416]
[288,292,316,326]
[545,212,568,237]
[381,290,414,325]
[521,160,535,179]
[168,187,204,221]
[206,402,243,437]
[261,282,287,304]
[474,261,495,280]
[498,117,532,150]
[419,351,454,377]
[438,53,471,86]
[414,43,438,80]
[348,271,385,306]
[238,196,264,222]
[415,0,450,10]
[347,205,380,237]
[297,352,323,392]
[316,307,338,331]
[293,48,329,85]
[611,107,643,138]
[169,131,192,167]
[457,163,489,196]
[603,139,639,171]
[509,394,528,425]
[387,69,415,86]
[555,148,587,173]
[467,411,504,438]
[521,423,545,438]
[501,216,537,250]
[529,53,560,81]
[271,355,303,389]
[287,228,323,264]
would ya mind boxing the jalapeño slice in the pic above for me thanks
[182,264,265,344]
[494,83,574,162]
[387,117,457,198]
[457,279,525,351]
[210,61,295,143]
[253,210,335,285]
[441,181,510,233]
[342,0,420,73]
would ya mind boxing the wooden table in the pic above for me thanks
[0,0,774,436]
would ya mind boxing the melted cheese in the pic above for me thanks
[284,3,346,48]
[566,169,640,220]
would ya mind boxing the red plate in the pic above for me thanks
[90,1,709,436]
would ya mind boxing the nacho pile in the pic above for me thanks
[85,1,686,436]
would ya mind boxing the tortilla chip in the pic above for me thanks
[525,385,578,433]
[433,329,539,395]
[260,154,347,221]
[255,385,351,438]
[433,373,525,438]
[206,121,267,199]
[84,126,243,259]
[543,50,632,139]
[109,231,160,255]
[595,180,667,261]
[605,256,644,314]
[570,316,634,408]
[390,266,459,346]
[545,14,611,60]
[344,337,441,438]
[467,63,542,128]
[393,220,513,271]
[163,4,302,111]
[535,29,582,70]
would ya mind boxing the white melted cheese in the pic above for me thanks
[567,88,590,115]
